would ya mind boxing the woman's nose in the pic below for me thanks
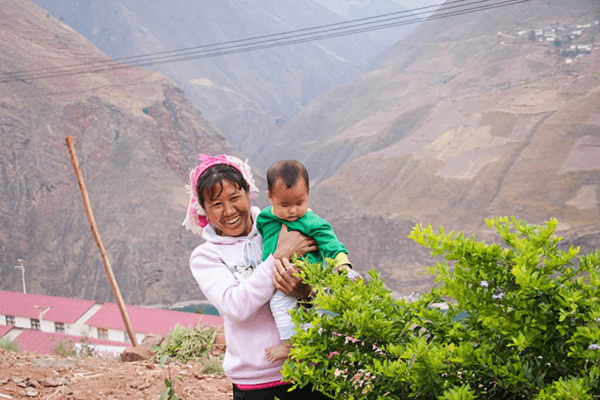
[223,201,234,215]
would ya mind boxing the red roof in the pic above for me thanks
[0,324,14,336]
[13,329,132,355]
[84,303,223,336]
[0,290,97,323]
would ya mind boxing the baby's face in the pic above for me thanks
[268,178,309,222]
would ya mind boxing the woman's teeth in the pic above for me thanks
[225,216,240,225]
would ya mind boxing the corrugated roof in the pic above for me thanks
[14,329,132,355]
[85,303,222,336]
[0,290,97,323]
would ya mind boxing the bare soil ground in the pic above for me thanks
[0,349,231,400]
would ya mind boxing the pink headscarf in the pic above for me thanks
[182,154,258,235]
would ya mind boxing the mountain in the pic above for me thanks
[3,0,599,304]
[0,0,254,306]
[32,0,412,164]
[311,0,420,45]
[257,0,600,295]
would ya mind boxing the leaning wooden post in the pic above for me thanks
[65,136,138,347]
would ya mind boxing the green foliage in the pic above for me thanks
[283,217,600,399]
[51,336,96,357]
[201,359,224,375]
[0,337,19,352]
[153,323,218,364]
[160,376,182,400]
[158,355,183,400]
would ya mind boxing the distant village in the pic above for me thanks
[501,17,599,64]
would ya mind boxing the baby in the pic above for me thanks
[257,159,358,362]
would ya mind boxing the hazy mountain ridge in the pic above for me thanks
[33,0,415,165]
[0,0,243,305]
[260,0,600,295]
[2,0,599,304]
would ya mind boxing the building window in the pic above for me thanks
[55,322,65,334]
[97,328,108,340]
[31,319,40,330]
[6,315,15,326]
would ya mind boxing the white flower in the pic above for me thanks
[492,288,504,301]
[480,280,489,288]
[589,344,600,350]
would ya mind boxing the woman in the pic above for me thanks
[183,154,330,399]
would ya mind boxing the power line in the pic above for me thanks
[1,0,526,81]
[4,0,514,76]
[1,0,531,84]
[7,0,454,74]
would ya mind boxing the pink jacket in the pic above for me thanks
[189,207,285,385]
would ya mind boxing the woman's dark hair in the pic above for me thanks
[266,160,309,194]
[196,164,249,208]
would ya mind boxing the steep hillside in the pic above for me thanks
[0,0,250,306]
[261,0,600,295]
[32,0,413,164]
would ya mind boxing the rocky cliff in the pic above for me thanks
[0,0,252,306]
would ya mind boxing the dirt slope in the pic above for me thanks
[0,349,231,400]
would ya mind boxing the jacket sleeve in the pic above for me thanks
[302,212,348,260]
[189,246,277,322]
[257,209,282,262]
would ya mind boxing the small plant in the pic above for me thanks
[201,359,224,375]
[153,323,218,364]
[158,355,182,400]
[51,336,96,357]
[0,337,19,352]
[52,337,77,357]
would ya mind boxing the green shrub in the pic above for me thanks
[153,323,217,364]
[283,217,600,399]
[52,336,96,357]
[52,337,77,357]
[0,337,19,352]
[202,360,224,375]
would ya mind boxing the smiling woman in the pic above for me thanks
[182,154,328,399]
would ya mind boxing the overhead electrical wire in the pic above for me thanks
[1,0,530,84]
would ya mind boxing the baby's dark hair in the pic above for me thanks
[266,160,309,194]
[196,164,249,208]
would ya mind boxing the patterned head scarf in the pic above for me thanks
[183,154,258,235]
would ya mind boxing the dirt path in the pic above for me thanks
[0,349,231,399]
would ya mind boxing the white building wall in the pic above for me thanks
[40,320,54,332]
[15,316,30,329]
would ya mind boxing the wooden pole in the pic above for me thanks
[65,136,138,347]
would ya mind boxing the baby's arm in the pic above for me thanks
[301,212,362,280]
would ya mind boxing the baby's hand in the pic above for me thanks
[338,264,362,281]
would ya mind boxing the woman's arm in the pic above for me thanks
[189,246,278,322]
[272,224,317,260]
[273,257,312,299]
[270,225,316,298]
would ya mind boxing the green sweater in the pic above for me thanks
[257,206,348,264]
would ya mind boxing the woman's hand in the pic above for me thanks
[272,225,317,261]
[273,258,312,299]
